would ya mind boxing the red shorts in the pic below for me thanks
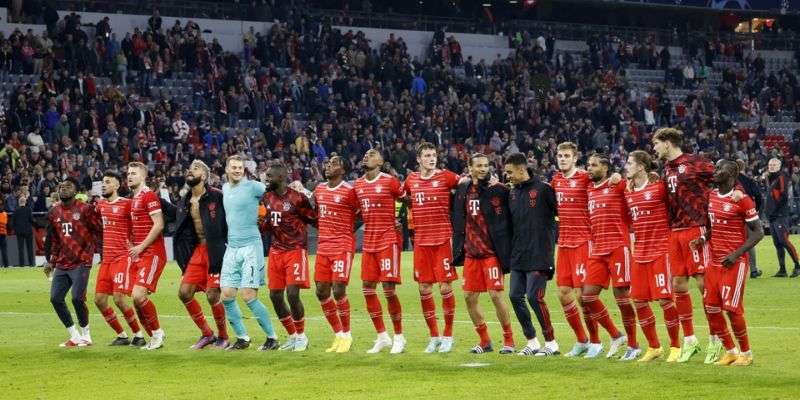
[182,244,220,291]
[556,242,590,288]
[315,251,354,284]
[630,254,673,301]
[361,243,401,283]
[95,256,133,295]
[268,248,310,290]
[669,227,708,277]
[413,242,458,283]
[132,251,167,293]
[703,258,748,315]
[585,246,631,289]
[462,256,504,292]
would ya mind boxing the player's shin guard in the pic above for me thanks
[562,300,588,343]
[101,307,124,335]
[246,298,277,338]
[728,312,750,353]
[616,295,638,348]
[384,289,403,334]
[420,292,440,337]
[706,305,735,350]
[222,298,248,338]
[363,287,386,333]
[184,298,213,337]
[320,297,343,333]
[441,289,455,337]
[634,301,660,349]
[660,299,681,348]
[211,302,228,339]
[335,296,351,333]
[137,298,160,332]
[674,291,695,337]
[122,308,142,335]
[581,294,622,338]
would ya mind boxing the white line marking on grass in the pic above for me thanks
[2,311,798,331]
[460,363,490,367]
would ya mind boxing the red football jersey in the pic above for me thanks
[314,181,359,256]
[587,178,630,256]
[551,169,592,248]
[262,188,317,251]
[97,197,132,261]
[465,184,495,259]
[708,190,759,265]
[131,188,165,255]
[354,172,403,252]
[625,181,670,263]
[663,153,714,230]
[403,169,460,246]
[47,201,102,269]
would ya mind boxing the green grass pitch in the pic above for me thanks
[1,239,799,400]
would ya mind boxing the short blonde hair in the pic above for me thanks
[191,159,210,177]
[127,162,148,176]
[226,155,246,166]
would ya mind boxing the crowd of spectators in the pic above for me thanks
[0,5,799,249]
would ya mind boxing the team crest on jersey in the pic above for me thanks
[603,188,609,194]
[678,165,686,174]
[283,201,291,211]
[432,181,439,188]
[723,203,732,212]
[529,189,539,208]
[72,212,81,221]
[112,206,119,213]
[490,196,502,215]
[644,191,652,200]
[334,195,341,203]
[208,202,217,219]
[376,186,383,193]
[570,180,577,188]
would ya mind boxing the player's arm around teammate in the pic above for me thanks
[452,153,516,354]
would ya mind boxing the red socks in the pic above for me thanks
[384,289,403,334]
[184,298,213,337]
[211,302,228,340]
[562,300,588,343]
[294,318,305,335]
[706,305,735,350]
[581,294,622,339]
[336,297,351,333]
[616,295,638,348]
[122,307,141,335]
[441,289,455,337]
[279,315,297,335]
[475,322,490,347]
[420,293,440,337]
[137,298,160,333]
[320,297,343,333]
[634,301,660,349]
[581,302,601,343]
[363,287,386,334]
[101,307,124,334]
[674,291,695,337]
[729,312,750,353]
[502,323,514,347]
[660,299,681,348]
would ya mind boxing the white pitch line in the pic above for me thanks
[2,311,798,331]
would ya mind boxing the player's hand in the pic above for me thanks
[395,219,403,230]
[722,253,738,267]
[128,244,145,259]
[731,190,744,202]
[458,176,470,185]
[689,237,705,251]
[489,174,499,186]
[43,262,53,279]
[609,173,622,185]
